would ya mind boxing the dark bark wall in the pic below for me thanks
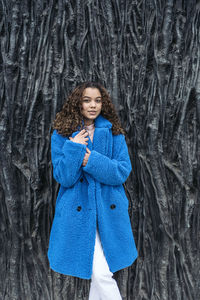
[0,0,199,299]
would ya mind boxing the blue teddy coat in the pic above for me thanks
[47,113,138,279]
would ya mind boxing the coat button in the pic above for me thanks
[110,204,116,209]
[80,178,83,182]
[77,206,82,211]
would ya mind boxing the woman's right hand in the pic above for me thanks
[69,129,89,145]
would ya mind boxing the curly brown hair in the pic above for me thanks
[52,81,126,136]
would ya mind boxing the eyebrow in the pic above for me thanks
[82,96,102,99]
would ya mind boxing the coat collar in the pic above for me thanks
[93,114,112,129]
[79,113,112,129]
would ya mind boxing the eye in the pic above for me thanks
[96,99,102,103]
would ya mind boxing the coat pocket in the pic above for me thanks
[55,187,76,215]
[115,185,129,208]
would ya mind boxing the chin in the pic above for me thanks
[86,113,100,119]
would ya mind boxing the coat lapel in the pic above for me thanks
[72,114,112,154]
[71,114,113,184]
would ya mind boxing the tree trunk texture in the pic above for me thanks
[0,0,199,299]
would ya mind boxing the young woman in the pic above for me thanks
[47,81,138,299]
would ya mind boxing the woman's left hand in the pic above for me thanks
[82,147,91,166]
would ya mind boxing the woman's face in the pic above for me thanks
[80,87,103,124]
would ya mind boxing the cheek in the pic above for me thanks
[81,103,87,112]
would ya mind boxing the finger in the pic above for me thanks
[77,129,86,136]
[82,132,89,136]
[81,129,87,133]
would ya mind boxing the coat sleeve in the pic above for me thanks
[51,130,87,188]
[82,134,132,185]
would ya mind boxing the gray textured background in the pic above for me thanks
[0,0,200,299]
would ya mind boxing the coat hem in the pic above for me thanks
[48,251,138,280]
[48,262,92,280]
[109,252,138,273]
[50,265,91,280]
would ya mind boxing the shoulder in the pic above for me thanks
[112,132,126,144]
[111,132,127,156]
[51,129,69,146]
[52,129,70,139]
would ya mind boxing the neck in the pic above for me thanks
[84,119,94,126]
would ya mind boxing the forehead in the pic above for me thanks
[82,87,102,97]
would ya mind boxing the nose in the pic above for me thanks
[90,101,96,108]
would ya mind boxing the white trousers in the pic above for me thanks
[88,227,122,300]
